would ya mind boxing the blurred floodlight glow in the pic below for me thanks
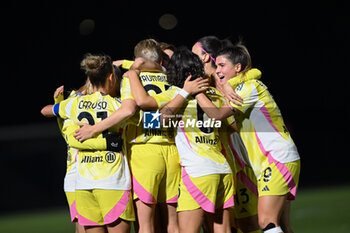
[79,19,95,36]
[159,14,177,30]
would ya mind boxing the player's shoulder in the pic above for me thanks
[235,79,265,92]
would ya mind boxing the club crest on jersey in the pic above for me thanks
[143,110,161,129]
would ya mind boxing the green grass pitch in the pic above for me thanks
[1,186,349,233]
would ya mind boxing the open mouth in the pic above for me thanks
[219,75,225,80]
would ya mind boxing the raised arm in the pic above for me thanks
[126,70,209,111]
[160,76,209,123]
[126,69,159,110]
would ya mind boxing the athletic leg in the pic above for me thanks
[236,214,259,233]
[280,201,294,233]
[178,209,205,233]
[159,203,179,233]
[135,199,156,233]
[76,222,86,233]
[106,218,131,233]
[205,208,231,233]
[258,195,286,232]
[84,226,106,233]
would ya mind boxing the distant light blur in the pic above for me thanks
[79,19,95,36]
[159,13,177,30]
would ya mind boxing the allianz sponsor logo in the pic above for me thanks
[80,152,116,163]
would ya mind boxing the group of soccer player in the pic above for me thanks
[41,36,301,233]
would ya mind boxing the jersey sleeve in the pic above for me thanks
[209,90,236,126]
[122,60,134,70]
[120,77,135,101]
[53,99,71,119]
[152,86,179,108]
[230,81,258,113]
[54,92,65,134]
[228,68,262,87]
[68,136,108,150]
[65,124,108,150]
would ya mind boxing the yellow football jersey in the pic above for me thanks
[230,79,300,179]
[120,71,174,144]
[53,92,131,190]
[154,86,235,177]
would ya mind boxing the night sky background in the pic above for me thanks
[1,2,349,213]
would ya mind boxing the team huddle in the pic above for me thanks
[41,37,301,233]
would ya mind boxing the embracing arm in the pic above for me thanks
[126,69,159,110]
[195,93,236,121]
[160,76,209,123]
[127,70,209,112]
[41,85,65,118]
[68,130,123,152]
[74,99,137,142]
[41,105,55,117]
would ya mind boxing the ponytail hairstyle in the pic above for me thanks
[80,53,113,87]
[167,47,204,88]
[197,36,233,67]
[217,41,252,74]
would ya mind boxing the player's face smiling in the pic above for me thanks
[216,56,236,84]
[215,56,240,84]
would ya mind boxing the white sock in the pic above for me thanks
[264,226,283,233]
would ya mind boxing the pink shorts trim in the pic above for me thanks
[223,195,234,209]
[78,213,99,226]
[237,171,258,197]
[133,176,156,204]
[69,201,78,222]
[254,131,298,199]
[166,195,178,204]
[104,190,130,224]
[182,168,215,213]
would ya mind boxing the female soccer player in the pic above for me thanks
[126,47,236,233]
[195,43,301,233]
[192,36,261,233]
[42,54,135,233]
[44,80,125,233]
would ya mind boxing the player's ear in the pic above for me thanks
[234,63,242,73]
[202,53,211,63]
[107,73,114,81]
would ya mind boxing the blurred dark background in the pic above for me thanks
[1,2,349,214]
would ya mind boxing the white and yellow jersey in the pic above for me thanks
[120,71,174,144]
[154,87,235,178]
[53,92,131,190]
[56,91,80,193]
[61,119,79,192]
[230,79,300,179]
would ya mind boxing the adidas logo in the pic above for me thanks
[240,207,248,214]
[262,185,270,191]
